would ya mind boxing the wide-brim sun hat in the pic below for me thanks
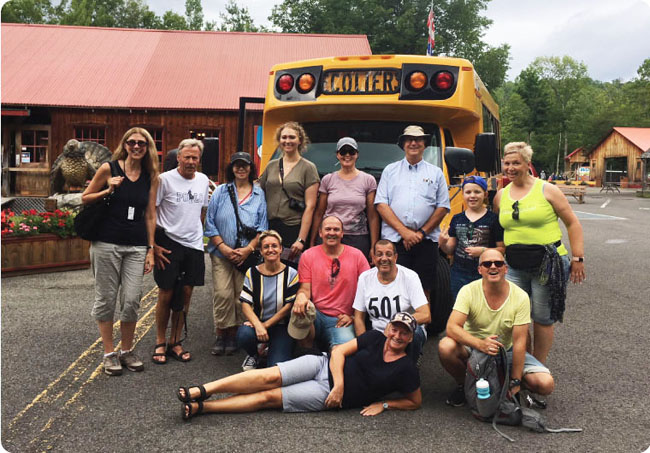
[398,125,431,146]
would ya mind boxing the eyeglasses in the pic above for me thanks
[512,200,520,220]
[125,140,147,148]
[338,147,358,156]
[479,260,505,269]
[403,137,425,143]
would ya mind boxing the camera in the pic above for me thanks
[240,224,258,240]
[288,197,306,212]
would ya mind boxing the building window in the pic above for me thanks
[20,130,48,166]
[189,129,218,140]
[74,126,106,144]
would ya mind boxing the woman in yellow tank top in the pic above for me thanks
[493,142,585,369]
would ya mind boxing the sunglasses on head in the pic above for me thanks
[126,139,147,148]
[480,260,505,269]
[512,200,520,220]
[338,147,357,156]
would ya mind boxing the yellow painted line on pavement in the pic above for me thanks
[7,286,160,451]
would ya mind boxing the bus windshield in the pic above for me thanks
[270,121,442,179]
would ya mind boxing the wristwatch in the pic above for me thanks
[147,245,154,250]
[382,402,389,410]
[509,378,521,388]
[296,238,306,245]
[418,228,427,237]
[571,256,584,263]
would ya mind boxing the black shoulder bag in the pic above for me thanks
[74,161,118,241]
[279,158,306,212]
[226,183,263,273]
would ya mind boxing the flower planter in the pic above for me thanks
[1,234,90,277]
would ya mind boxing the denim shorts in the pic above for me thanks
[314,309,356,348]
[277,354,331,412]
[506,254,570,325]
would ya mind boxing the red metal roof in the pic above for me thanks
[613,127,650,152]
[1,24,371,111]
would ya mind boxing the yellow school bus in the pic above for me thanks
[259,54,501,332]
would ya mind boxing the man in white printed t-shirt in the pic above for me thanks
[152,139,210,365]
[353,239,431,363]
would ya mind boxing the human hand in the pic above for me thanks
[154,244,171,270]
[479,335,503,356]
[325,385,344,409]
[465,246,485,258]
[231,247,251,266]
[360,402,385,416]
[401,229,422,250]
[336,314,353,328]
[570,261,586,284]
[293,298,308,316]
[144,249,154,274]
[289,240,304,260]
[254,325,269,342]
[107,176,124,192]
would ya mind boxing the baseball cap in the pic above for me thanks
[336,137,358,152]
[288,301,317,340]
[462,175,488,191]
[230,152,252,164]
[390,312,417,333]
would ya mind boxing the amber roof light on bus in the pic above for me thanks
[433,71,454,91]
[407,71,428,91]
[276,74,294,94]
[296,73,315,93]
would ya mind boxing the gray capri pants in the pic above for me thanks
[277,354,331,412]
[90,241,147,322]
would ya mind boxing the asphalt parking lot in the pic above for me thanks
[2,187,650,452]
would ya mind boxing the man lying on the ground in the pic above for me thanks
[178,312,422,419]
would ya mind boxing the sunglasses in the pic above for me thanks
[480,260,505,269]
[125,140,147,148]
[329,257,341,287]
[512,200,520,220]
[466,222,475,242]
[338,147,358,156]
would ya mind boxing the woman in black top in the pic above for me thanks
[178,312,421,419]
[82,127,159,376]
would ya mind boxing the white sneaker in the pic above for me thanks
[241,355,258,371]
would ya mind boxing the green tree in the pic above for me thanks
[1,0,56,23]
[185,0,203,30]
[218,0,266,32]
[160,10,188,30]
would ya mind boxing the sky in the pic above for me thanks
[151,0,650,82]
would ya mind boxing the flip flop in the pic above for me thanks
[182,400,203,421]
[177,385,207,403]
[152,343,167,365]
[167,342,191,362]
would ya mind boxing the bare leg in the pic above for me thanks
[185,366,283,401]
[120,321,136,351]
[532,323,554,365]
[438,336,469,384]
[169,286,193,360]
[523,372,555,395]
[154,288,173,363]
[185,388,283,417]
[97,321,115,355]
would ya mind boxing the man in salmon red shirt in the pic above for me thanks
[291,216,370,350]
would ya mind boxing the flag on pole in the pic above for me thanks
[426,3,435,56]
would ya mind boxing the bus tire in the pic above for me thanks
[427,253,453,336]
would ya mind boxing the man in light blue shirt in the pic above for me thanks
[375,125,450,301]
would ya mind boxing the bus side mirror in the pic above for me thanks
[445,147,475,177]
[474,133,499,172]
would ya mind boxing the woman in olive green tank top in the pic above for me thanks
[493,142,585,366]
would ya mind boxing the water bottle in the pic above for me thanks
[476,378,493,417]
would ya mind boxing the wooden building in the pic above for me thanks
[587,127,650,187]
[565,147,589,179]
[1,24,371,196]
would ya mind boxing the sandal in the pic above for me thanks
[167,341,191,362]
[152,343,167,365]
[177,385,207,403]
[182,400,203,421]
